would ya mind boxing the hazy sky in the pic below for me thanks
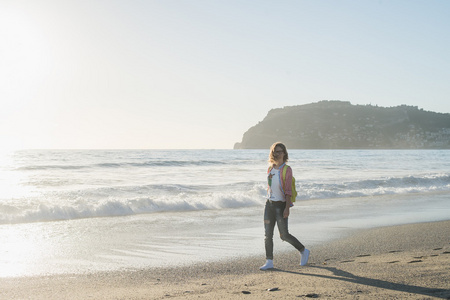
[1,0,449,149]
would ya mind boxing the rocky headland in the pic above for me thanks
[234,100,450,149]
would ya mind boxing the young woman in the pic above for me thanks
[260,142,310,270]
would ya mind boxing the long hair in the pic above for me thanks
[268,142,289,165]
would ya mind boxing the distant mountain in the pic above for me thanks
[234,101,450,149]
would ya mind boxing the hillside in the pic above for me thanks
[234,101,450,149]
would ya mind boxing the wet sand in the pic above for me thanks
[1,220,449,299]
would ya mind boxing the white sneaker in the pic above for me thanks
[300,249,310,266]
[259,259,274,270]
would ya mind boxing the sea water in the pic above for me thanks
[0,149,449,277]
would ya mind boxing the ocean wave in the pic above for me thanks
[16,165,88,170]
[15,160,227,171]
[300,174,450,200]
[1,174,448,225]
[0,184,265,225]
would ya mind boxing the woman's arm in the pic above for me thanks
[284,166,293,197]
[283,166,293,218]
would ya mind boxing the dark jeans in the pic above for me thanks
[264,200,305,260]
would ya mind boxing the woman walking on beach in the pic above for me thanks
[260,142,310,270]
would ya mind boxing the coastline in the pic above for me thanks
[1,220,449,299]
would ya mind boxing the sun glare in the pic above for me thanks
[0,225,50,277]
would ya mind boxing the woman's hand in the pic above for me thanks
[283,206,290,218]
[284,195,292,218]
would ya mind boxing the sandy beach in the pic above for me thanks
[1,220,449,299]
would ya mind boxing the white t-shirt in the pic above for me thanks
[268,168,285,202]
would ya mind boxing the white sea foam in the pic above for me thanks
[0,184,266,224]
[0,173,448,224]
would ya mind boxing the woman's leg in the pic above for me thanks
[264,201,276,260]
[274,203,305,252]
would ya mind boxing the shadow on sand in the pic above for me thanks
[271,266,450,299]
